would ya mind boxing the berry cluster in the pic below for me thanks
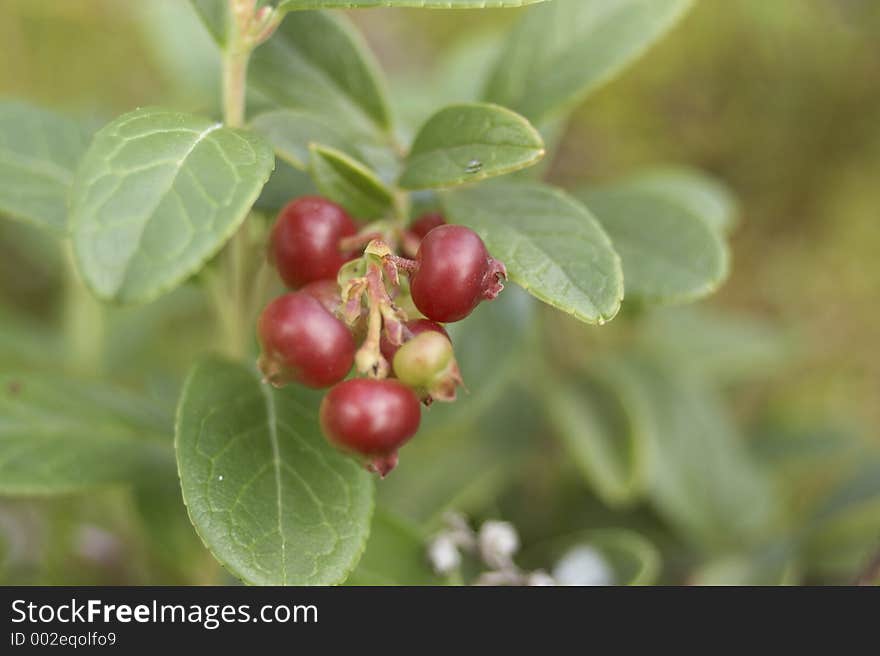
[257,196,507,476]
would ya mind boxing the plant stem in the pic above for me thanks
[392,188,411,227]
[62,243,103,374]
[387,254,418,274]
[213,0,258,360]
[355,264,389,378]
[222,44,249,129]
[224,222,250,359]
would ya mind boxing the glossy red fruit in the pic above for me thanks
[258,292,355,389]
[380,318,449,364]
[409,212,445,239]
[269,196,358,288]
[410,225,506,323]
[300,279,342,314]
[401,212,446,257]
[320,379,421,476]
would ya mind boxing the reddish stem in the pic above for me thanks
[388,254,418,274]
[355,264,391,378]
[339,231,384,254]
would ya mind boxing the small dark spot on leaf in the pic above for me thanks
[7,380,22,397]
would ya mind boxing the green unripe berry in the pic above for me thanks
[393,331,455,390]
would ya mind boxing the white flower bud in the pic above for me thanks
[552,546,614,586]
[478,520,520,569]
[442,512,477,550]
[526,570,556,586]
[427,534,461,575]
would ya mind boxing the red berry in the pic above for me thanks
[320,379,421,476]
[300,279,342,314]
[410,225,506,323]
[401,212,446,257]
[258,292,355,389]
[380,318,449,364]
[269,196,358,288]
[409,212,445,240]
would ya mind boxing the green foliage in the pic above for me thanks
[399,103,545,189]
[542,371,644,507]
[484,0,695,123]
[445,182,624,324]
[2,0,873,587]
[176,358,374,585]
[579,175,730,304]
[308,144,394,219]
[248,11,392,139]
[603,356,778,549]
[189,0,229,46]
[69,108,274,303]
[611,167,739,235]
[0,102,89,234]
[251,109,362,170]
[0,371,172,495]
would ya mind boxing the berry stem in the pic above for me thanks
[354,264,390,378]
[387,254,418,274]
[339,231,385,254]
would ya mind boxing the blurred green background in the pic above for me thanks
[0,0,878,585]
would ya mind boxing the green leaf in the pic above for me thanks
[141,1,222,110]
[70,108,274,304]
[309,144,393,219]
[587,529,661,585]
[175,358,374,586]
[188,0,228,46]
[579,179,730,304]
[391,33,505,143]
[0,372,172,496]
[0,101,89,233]
[485,0,695,123]
[251,109,363,170]
[346,511,440,585]
[618,166,739,234]
[637,307,790,384]
[542,370,645,506]
[278,1,547,10]
[603,356,779,549]
[399,103,544,190]
[444,182,623,325]
[249,11,391,139]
